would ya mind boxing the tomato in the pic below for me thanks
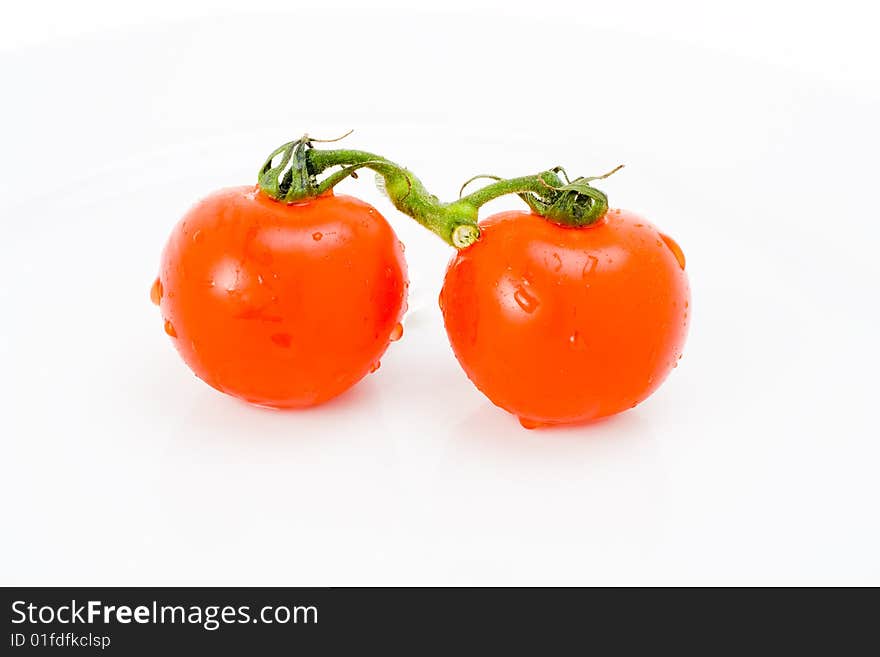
[439,209,689,427]
[153,186,407,408]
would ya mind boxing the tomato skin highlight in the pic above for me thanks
[156,186,407,408]
[440,209,690,426]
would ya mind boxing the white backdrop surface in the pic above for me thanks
[1,0,878,585]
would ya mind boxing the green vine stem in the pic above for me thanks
[309,149,482,248]
[258,135,621,249]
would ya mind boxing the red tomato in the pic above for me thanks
[153,186,407,408]
[439,209,689,427]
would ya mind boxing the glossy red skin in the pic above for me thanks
[156,187,407,408]
[440,209,690,426]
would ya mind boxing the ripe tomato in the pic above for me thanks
[153,187,407,408]
[440,209,689,427]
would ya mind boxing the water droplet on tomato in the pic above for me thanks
[389,323,403,341]
[192,229,202,243]
[370,361,381,373]
[312,232,323,241]
[270,333,292,348]
[660,233,686,269]
[518,417,543,430]
[398,240,406,252]
[513,285,539,314]
[552,252,562,272]
[150,277,163,305]
[569,331,587,350]
[582,255,598,279]
[164,320,177,337]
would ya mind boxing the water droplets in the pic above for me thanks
[582,255,598,279]
[192,229,203,243]
[312,232,323,241]
[389,322,403,342]
[569,330,587,350]
[150,277,163,305]
[513,282,540,314]
[369,361,381,373]
[518,417,544,430]
[659,233,686,270]
[163,320,177,338]
[551,252,562,272]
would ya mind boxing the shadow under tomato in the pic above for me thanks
[449,401,657,464]
[133,351,388,447]
[473,401,648,434]
[231,375,383,416]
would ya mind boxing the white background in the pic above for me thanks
[1,0,878,585]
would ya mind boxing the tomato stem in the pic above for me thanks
[309,149,481,248]
[257,135,621,248]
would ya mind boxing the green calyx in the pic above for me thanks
[257,132,622,248]
[523,165,625,228]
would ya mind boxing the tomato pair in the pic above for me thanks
[153,139,690,427]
